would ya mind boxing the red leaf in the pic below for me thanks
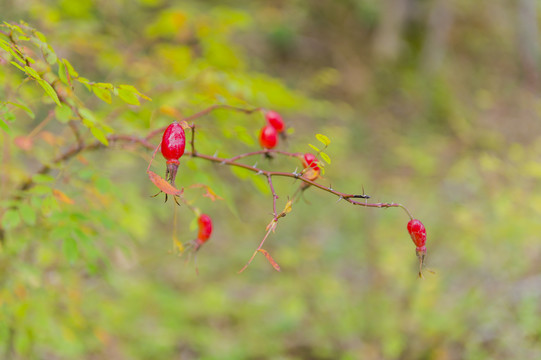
[147,170,182,196]
[258,249,281,272]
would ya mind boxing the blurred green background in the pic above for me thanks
[2,0,541,359]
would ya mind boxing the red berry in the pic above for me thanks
[265,111,285,133]
[161,122,186,165]
[407,219,427,249]
[259,125,278,149]
[301,153,320,181]
[197,213,213,243]
[302,153,320,171]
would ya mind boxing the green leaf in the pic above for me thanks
[30,185,52,195]
[34,31,47,42]
[79,108,96,124]
[8,101,34,119]
[32,174,55,183]
[118,84,151,101]
[308,143,320,153]
[19,203,36,226]
[55,104,72,123]
[0,39,25,63]
[76,77,91,91]
[58,59,67,84]
[316,133,331,147]
[1,209,21,229]
[62,237,78,264]
[90,126,109,146]
[9,61,25,72]
[117,87,140,105]
[24,65,41,80]
[0,119,9,133]
[37,80,61,106]
[41,44,57,65]
[319,151,331,164]
[92,86,112,104]
[2,110,15,123]
[63,58,78,78]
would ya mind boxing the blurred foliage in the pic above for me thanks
[1,1,541,359]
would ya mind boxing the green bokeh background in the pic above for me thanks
[1,1,541,359]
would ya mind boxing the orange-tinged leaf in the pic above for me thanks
[190,184,224,201]
[160,105,181,118]
[258,249,281,272]
[40,131,60,146]
[14,136,33,151]
[52,189,74,204]
[147,170,182,196]
[76,155,89,165]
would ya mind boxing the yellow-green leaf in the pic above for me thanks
[63,58,78,78]
[37,79,61,106]
[55,104,72,123]
[19,203,36,226]
[1,209,21,229]
[10,61,25,72]
[92,86,112,104]
[90,126,109,146]
[58,59,67,84]
[24,66,41,80]
[320,151,331,164]
[308,143,320,153]
[117,87,140,105]
[8,101,34,118]
[316,133,331,147]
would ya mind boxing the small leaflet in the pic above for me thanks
[258,249,281,272]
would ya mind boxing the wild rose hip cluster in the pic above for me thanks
[151,106,429,277]
[259,110,285,149]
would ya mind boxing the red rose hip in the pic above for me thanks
[302,153,320,171]
[161,122,186,185]
[265,110,285,133]
[195,213,213,250]
[407,218,427,278]
[161,122,186,164]
[302,153,320,181]
[407,219,426,249]
[259,125,278,149]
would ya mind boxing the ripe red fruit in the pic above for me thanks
[161,122,186,164]
[265,110,285,133]
[161,122,186,185]
[407,219,426,250]
[407,218,427,277]
[259,125,278,149]
[302,153,320,171]
[301,153,320,181]
[195,213,213,250]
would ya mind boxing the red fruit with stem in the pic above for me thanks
[407,218,427,278]
[302,153,320,171]
[161,122,185,184]
[194,213,212,250]
[302,153,320,181]
[259,125,278,149]
[265,110,285,133]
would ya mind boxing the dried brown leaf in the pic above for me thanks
[147,171,182,196]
